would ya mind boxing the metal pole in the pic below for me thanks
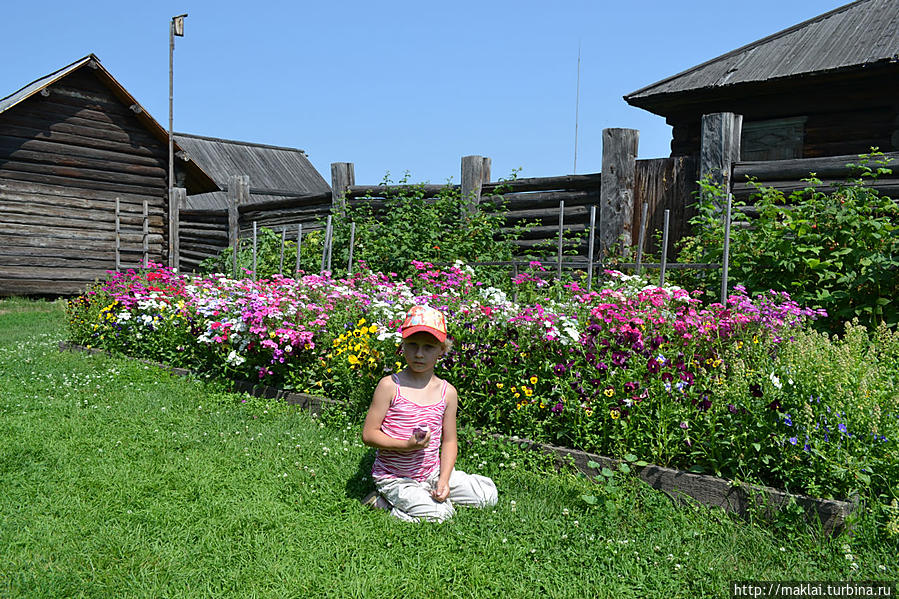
[556,200,565,279]
[347,222,356,275]
[168,19,174,268]
[326,219,333,273]
[295,223,303,276]
[232,235,238,279]
[142,200,148,268]
[635,201,649,276]
[720,192,733,304]
[279,228,286,275]
[512,262,519,304]
[659,209,670,287]
[586,205,596,291]
[320,214,331,272]
[115,198,121,273]
[252,221,257,280]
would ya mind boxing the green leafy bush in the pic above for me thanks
[677,152,899,331]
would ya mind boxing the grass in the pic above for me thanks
[1,298,896,598]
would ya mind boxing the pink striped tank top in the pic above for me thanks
[371,375,447,481]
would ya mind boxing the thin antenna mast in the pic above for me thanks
[573,41,581,174]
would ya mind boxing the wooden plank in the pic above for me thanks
[600,128,639,255]
[0,233,160,254]
[482,173,601,194]
[485,189,598,211]
[178,227,229,241]
[1,244,111,260]
[0,163,164,193]
[0,135,165,169]
[330,162,355,215]
[498,223,588,240]
[503,204,589,223]
[0,200,162,228]
[0,121,165,159]
[733,151,899,181]
[0,279,89,296]
[0,144,167,180]
[0,210,157,234]
[0,177,164,205]
[0,265,118,280]
[0,254,113,269]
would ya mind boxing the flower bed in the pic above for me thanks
[66,262,899,518]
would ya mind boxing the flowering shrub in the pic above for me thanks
[67,261,898,511]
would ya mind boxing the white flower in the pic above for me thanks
[770,372,782,389]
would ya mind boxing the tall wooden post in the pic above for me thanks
[461,155,491,213]
[228,175,249,278]
[599,128,639,258]
[700,112,743,210]
[172,187,186,272]
[330,162,355,216]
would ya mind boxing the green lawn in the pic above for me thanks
[1,299,895,598]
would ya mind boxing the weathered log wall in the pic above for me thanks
[0,69,168,295]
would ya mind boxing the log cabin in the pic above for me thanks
[624,0,899,162]
[0,54,218,295]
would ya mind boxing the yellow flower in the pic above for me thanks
[610,409,620,420]
[511,386,517,393]
[369,324,378,333]
[514,392,520,399]
[496,383,504,389]
[348,355,361,366]
[529,375,538,385]
[539,403,545,409]
[524,388,533,397]
[712,359,722,368]
[604,388,614,397]
[357,318,366,326]
[753,336,759,344]
[395,361,403,370]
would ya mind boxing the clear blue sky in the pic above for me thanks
[4,0,848,185]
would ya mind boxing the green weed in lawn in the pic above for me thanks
[1,299,896,598]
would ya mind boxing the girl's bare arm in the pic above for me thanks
[433,384,459,502]
[361,376,430,452]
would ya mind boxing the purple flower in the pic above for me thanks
[553,363,567,376]
[646,357,661,374]
[624,381,640,393]
[838,423,847,434]
[611,351,629,368]
[784,414,793,427]
[551,401,564,414]
[727,403,737,414]
[788,437,798,445]
[679,421,689,430]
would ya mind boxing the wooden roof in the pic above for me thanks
[0,54,220,194]
[625,0,899,115]
[175,133,331,211]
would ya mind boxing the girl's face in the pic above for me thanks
[401,332,444,373]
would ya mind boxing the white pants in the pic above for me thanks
[374,468,498,523]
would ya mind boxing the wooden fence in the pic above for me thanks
[173,113,898,281]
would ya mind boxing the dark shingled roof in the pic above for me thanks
[175,133,331,211]
[625,0,899,113]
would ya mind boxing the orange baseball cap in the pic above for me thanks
[401,305,447,342]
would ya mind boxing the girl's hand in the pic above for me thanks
[431,481,450,502]
[405,428,431,451]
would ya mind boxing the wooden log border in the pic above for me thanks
[59,340,858,536]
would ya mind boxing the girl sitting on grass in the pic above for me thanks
[361,305,498,522]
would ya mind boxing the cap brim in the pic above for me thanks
[401,325,447,343]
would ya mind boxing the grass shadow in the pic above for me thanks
[345,448,377,501]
